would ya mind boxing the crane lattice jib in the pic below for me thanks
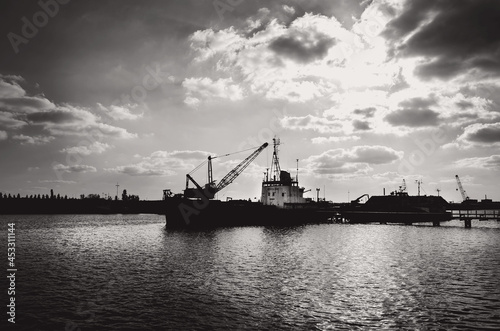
[455,175,468,201]
[216,142,268,192]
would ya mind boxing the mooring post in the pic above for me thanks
[464,219,472,228]
[433,221,440,227]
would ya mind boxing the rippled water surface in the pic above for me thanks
[3,215,500,330]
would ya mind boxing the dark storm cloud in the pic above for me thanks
[385,108,440,127]
[383,0,500,80]
[269,30,336,63]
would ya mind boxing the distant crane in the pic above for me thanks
[455,175,469,201]
[185,143,268,199]
[415,179,423,196]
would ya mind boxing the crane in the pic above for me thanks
[399,179,407,193]
[185,142,268,199]
[455,175,469,201]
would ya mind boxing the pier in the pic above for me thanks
[447,202,500,228]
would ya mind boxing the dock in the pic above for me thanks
[447,202,500,228]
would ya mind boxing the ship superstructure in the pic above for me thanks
[261,138,306,207]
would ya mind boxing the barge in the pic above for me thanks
[339,188,452,225]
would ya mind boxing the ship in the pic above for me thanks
[163,138,336,229]
[338,181,452,225]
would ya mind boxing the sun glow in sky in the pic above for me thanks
[1,0,499,202]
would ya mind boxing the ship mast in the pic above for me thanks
[270,137,281,181]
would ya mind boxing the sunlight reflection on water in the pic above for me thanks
[4,215,500,330]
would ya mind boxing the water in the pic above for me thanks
[2,215,500,330]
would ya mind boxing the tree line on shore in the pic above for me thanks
[0,189,140,201]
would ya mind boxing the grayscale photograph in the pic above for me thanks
[1,0,499,330]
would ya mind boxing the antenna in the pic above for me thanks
[436,188,441,197]
[296,159,299,182]
[115,183,119,200]
[270,137,281,181]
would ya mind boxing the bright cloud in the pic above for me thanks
[455,155,500,170]
[61,141,112,155]
[183,77,244,106]
[52,164,97,173]
[304,145,403,175]
[13,134,55,145]
[97,103,144,120]
[106,150,212,177]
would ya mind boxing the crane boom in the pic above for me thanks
[455,175,469,201]
[185,142,268,199]
[216,142,268,192]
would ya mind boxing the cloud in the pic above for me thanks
[97,103,143,120]
[0,111,26,129]
[12,134,55,145]
[455,155,500,170]
[353,119,371,131]
[353,107,377,118]
[26,109,81,123]
[0,96,55,113]
[304,145,403,175]
[456,122,500,147]
[187,12,365,102]
[383,0,500,80]
[106,149,212,177]
[183,77,244,106]
[0,130,7,140]
[281,115,343,134]
[0,79,26,98]
[385,108,440,127]
[269,29,336,63]
[311,136,361,144]
[52,164,97,173]
[39,179,77,184]
[159,150,212,160]
[107,165,173,177]
[61,141,112,155]
[26,106,137,139]
[0,75,138,140]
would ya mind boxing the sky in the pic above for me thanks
[0,0,499,202]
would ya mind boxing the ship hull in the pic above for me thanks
[164,197,336,229]
[339,210,453,224]
[339,194,453,224]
